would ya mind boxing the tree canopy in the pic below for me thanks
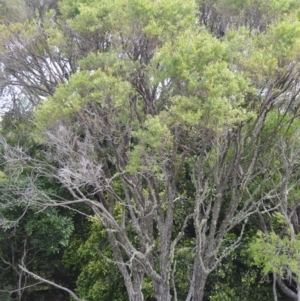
[1,0,300,301]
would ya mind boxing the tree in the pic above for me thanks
[63,217,127,301]
[2,0,300,301]
[0,0,79,108]
[0,110,75,301]
[249,115,300,301]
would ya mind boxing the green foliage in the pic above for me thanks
[35,68,132,132]
[249,225,300,281]
[209,262,275,301]
[0,291,11,301]
[60,0,196,39]
[65,217,126,301]
[0,205,74,252]
[25,208,74,253]
[208,219,291,301]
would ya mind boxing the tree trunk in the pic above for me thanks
[153,281,171,301]
[186,255,209,301]
[130,287,144,301]
[193,270,208,301]
[131,264,144,301]
[276,275,298,300]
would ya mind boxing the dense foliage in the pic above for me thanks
[1,0,300,301]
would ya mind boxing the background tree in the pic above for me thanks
[249,115,300,301]
[0,111,75,301]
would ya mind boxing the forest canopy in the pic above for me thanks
[1,0,300,301]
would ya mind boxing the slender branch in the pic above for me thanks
[18,265,86,301]
[273,273,278,301]
[0,281,44,294]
